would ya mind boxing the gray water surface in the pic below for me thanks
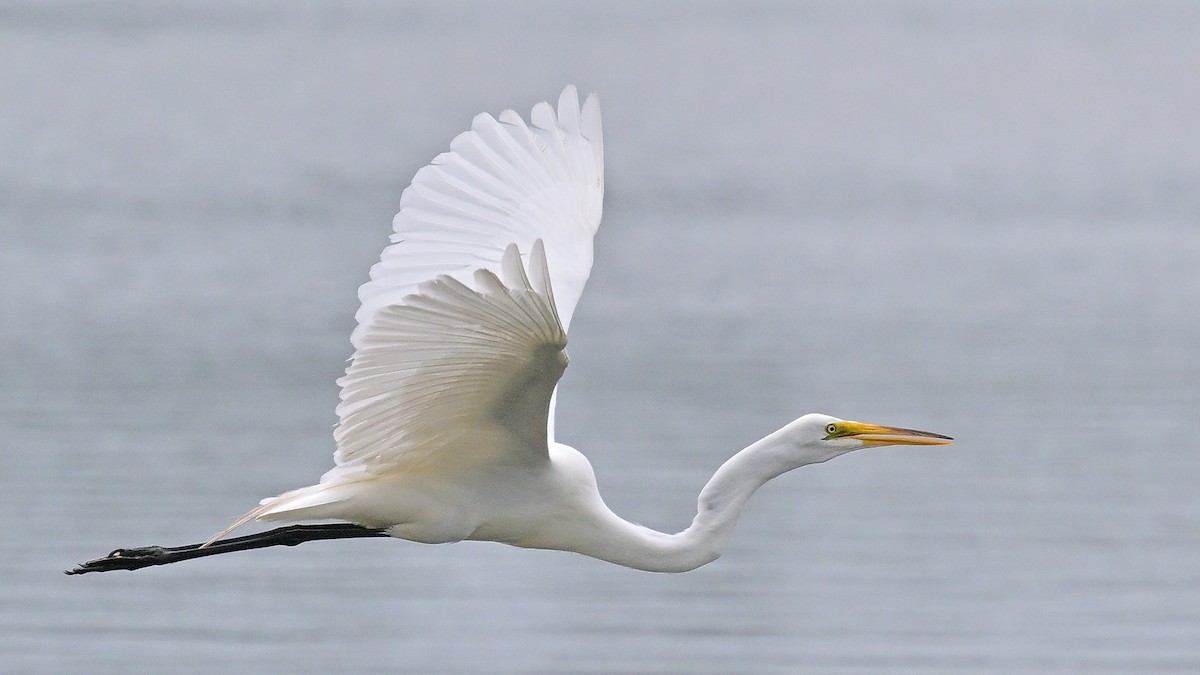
[3,2,1199,673]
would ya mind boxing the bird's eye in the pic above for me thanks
[825,423,838,436]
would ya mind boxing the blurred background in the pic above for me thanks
[2,1,1198,672]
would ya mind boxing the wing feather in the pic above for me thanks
[330,88,600,479]
[332,243,567,476]
[353,86,603,350]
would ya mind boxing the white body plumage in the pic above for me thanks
[199,87,951,573]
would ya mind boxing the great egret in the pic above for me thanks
[68,86,951,576]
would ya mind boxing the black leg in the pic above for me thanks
[65,523,389,575]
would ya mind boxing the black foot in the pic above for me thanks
[66,546,175,574]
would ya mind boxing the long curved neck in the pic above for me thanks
[567,431,798,573]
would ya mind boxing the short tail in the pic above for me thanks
[202,482,354,547]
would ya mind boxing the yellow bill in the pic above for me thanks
[828,421,954,446]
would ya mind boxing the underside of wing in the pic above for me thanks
[353,86,603,351]
[332,242,567,478]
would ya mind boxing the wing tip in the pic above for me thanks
[557,86,581,135]
[355,87,603,348]
[499,243,531,291]
[581,92,602,147]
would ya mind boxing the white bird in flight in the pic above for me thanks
[69,86,951,575]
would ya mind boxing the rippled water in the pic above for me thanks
[3,2,1199,673]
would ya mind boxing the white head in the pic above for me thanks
[774,413,953,467]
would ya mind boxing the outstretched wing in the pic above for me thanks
[333,242,567,476]
[353,85,603,349]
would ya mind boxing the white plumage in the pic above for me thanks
[335,240,566,473]
[354,86,602,346]
[184,87,951,572]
